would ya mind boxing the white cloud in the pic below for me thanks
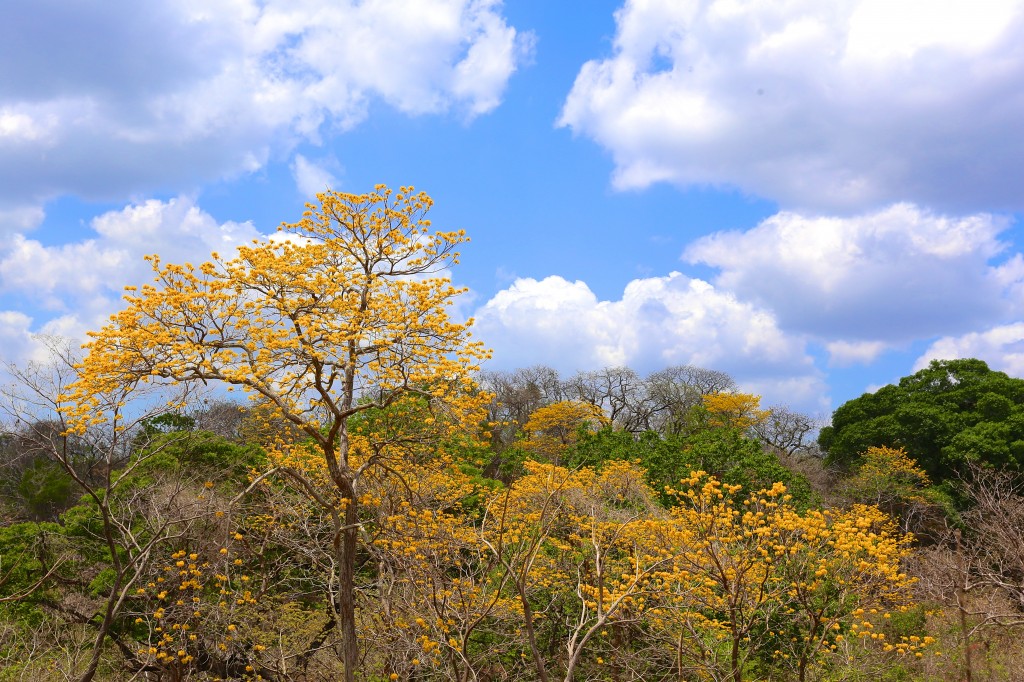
[292,154,340,197]
[846,0,1021,60]
[825,340,890,366]
[0,110,52,142]
[0,205,44,234]
[559,0,1024,211]
[684,203,1020,343]
[0,197,262,361]
[0,311,36,364]
[472,272,827,411]
[452,11,536,116]
[0,0,531,207]
[914,323,1024,377]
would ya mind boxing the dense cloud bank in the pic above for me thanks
[0,0,532,215]
[559,0,1024,213]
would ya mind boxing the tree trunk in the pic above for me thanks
[958,585,972,682]
[78,586,118,682]
[335,481,360,682]
[78,503,122,682]
[515,580,549,682]
[955,531,972,682]
[730,636,742,682]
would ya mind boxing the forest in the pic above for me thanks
[2,187,1024,682]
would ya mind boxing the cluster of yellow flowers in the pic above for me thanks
[132,542,267,677]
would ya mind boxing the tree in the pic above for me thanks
[567,425,813,510]
[841,446,946,534]
[700,392,770,433]
[820,359,1024,483]
[680,427,813,508]
[564,367,653,433]
[656,474,920,682]
[478,461,672,682]
[915,466,1024,682]
[2,339,222,682]
[477,365,564,459]
[753,405,819,460]
[62,186,491,682]
[645,365,736,436]
[520,400,608,465]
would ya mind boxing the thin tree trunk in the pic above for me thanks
[958,586,972,682]
[730,635,742,682]
[955,530,973,682]
[515,579,550,682]
[78,503,121,682]
[79,583,121,682]
[335,483,360,682]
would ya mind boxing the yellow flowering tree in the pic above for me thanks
[761,503,919,680]
[656,473,921,682]
[844,446,932,505]
[63,186,491,682]
[662,475,794,681]
[521,400,608,464]
[478,460,672,681]
[843,446,943,532]
[359,442,521,681]
[700,392,770,432]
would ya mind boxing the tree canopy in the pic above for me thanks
[820,359,1024,482]
[4,184,995,680]
[60,186,491,682]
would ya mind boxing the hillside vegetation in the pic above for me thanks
[3,187,1023,681]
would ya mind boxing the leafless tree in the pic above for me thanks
[753,405,820,459]
[192,399,248,440]
[645,365,736,436]
[0,338,219,682]
[478,366,566,451]
[914,465,1024,682]
[481,364,742,443]
[564,366,655,433]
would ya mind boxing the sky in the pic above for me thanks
[2,0,1023,418]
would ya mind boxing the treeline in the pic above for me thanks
[4,187,1024,682]
[3,354,1024,681]
[478,364,818,453]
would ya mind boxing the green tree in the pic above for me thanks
[16,459,74,521]
[568,425,812,508]
[820,359,1024,483]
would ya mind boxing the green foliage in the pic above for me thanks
[566,427,674,472]
[821,359,1024,482]
[0,522,60,602]
[567,425,813,508]
[16,459,75,520]
[141,412,197,435]
[677,427,813,506]
[133,429,267,479]
[886,604,928,641]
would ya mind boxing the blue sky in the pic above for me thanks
[2,0,1023,417]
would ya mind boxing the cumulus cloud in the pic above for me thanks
[292,154,341,197]
[824,340,890,367]
[914,323,1024,377]
[0,311,37,365]
[0,0,531,211]
[472,272,827,411]
[684,204,1021,347]
[559,0,1024,211]
[0,197,262,362]
[0,205,44,234]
